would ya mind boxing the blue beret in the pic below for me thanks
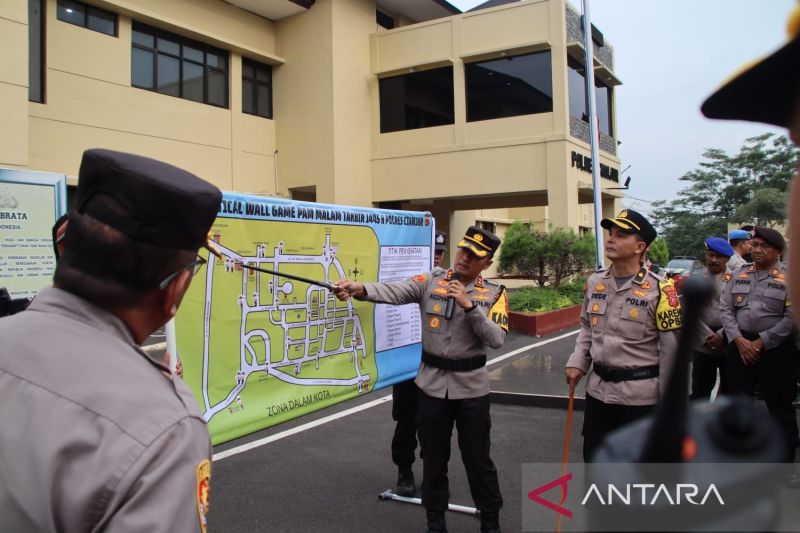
[728,229,751,241]
[705,237,734,257]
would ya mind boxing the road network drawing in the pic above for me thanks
[199,234,369,422]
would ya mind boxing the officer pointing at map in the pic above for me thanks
[0,149,221,532]
[335,226,508,533]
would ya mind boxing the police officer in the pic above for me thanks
[0,149,221,532]
[391,229,448,498]
[718,227,798,461]
[335,227,508,533]
[727,229,752,271]
[565,210,681,462]
[691,237,734,400]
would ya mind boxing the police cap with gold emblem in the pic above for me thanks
[600,209,657,245]
[752,226,786,251]
[75,149,222,255]
[458,226,501,258]
[701,5,800,127]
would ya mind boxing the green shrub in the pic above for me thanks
[508,278,587,312]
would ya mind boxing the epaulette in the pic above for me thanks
[483,277,500,287]
[644,267,666,282]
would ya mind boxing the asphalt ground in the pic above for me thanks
[207,329,585,533]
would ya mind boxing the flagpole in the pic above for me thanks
[582,0,605,269]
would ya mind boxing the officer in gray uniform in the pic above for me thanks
[727,229,752,272]
[335,226,508,533]
[0,149,221,532]
[691,237,734,400]
[719,226,797,461]
[391,230,448,498]
[565,210,681,462]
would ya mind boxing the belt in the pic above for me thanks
[740,331,761,341]
[422,351,486,372]
[592,362,659,383]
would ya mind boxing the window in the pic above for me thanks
[131,22,228,108]
[568,56,613,136]
[242,58,272,119]
[28,0,44,103]
[57,0,117,36]
[465,51,553,122]
[379,67,454,133]
[376,11,395,29]
[478,221,496,234]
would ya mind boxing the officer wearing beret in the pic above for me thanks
[565,210,681,461]
[691,237,734,400]
[727,229,752,272]
[718,227,798,461]
[0,149,221,532]
[389,230,450,498]
[702,6,800,484]
[335,226,508,533]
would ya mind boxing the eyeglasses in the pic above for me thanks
[158,255,207,290]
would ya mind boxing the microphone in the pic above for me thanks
[445,272,459,320]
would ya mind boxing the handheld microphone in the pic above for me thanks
[445,273,459,320]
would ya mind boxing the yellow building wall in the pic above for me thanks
[0,0,29,167]
[7,0,278,191]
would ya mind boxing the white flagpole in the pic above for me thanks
[582,0,605,270]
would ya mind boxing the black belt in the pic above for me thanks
[422,351,486,372]
[740,331,760,341]
[592,362,659,382]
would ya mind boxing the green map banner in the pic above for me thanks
[177,193,434,444]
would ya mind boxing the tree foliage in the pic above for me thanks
[650,133,799,258]
[647,237,669,268]
[499,222,595,286]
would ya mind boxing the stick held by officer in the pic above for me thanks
[0,149,221,532]
[334,226,508,533]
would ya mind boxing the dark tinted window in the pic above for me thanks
[465,51,553,122]
[568,55,613,136]
[28,0,44,103]
[379,67,454,133]
[57,0,116,36]
[242,58,272,119]
[131,22,229,108]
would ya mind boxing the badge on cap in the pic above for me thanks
[619,210,628,218]
[473,233,483,242]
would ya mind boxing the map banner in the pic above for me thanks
[0,169,67,299]
[177,193,434,444]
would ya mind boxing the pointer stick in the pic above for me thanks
[236,261,336,291]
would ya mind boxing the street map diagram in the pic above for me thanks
[178,219,380,441]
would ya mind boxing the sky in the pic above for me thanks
[449,0,795,216]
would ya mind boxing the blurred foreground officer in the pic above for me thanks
[702,5,800,485]
[565,210,681,461]
[691,237,734,400]
[335,227,508,533]
[390,229,450,497]
[0,149,221,532]
[718,227,798,461]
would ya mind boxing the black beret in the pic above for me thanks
[75,149,222,253]
[457,226,501,258]
[600,209,657,245]
[752,226,785,251]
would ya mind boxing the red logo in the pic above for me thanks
[527,472,573,518]
[662,283,679,308]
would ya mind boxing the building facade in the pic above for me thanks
[1,0,623,272]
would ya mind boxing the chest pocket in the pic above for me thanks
[617,305,648,340]
[733,294,749,308]
[764,286,787,301]
[587,299,607,315]
[425,299,447,316]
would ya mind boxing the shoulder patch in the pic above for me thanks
[196,459,211,533]
[723,273,732,282]
[656,279,682,331]
[488,286,509,332]
[411,274,428,283]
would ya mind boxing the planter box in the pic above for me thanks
[508,304,582,337]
